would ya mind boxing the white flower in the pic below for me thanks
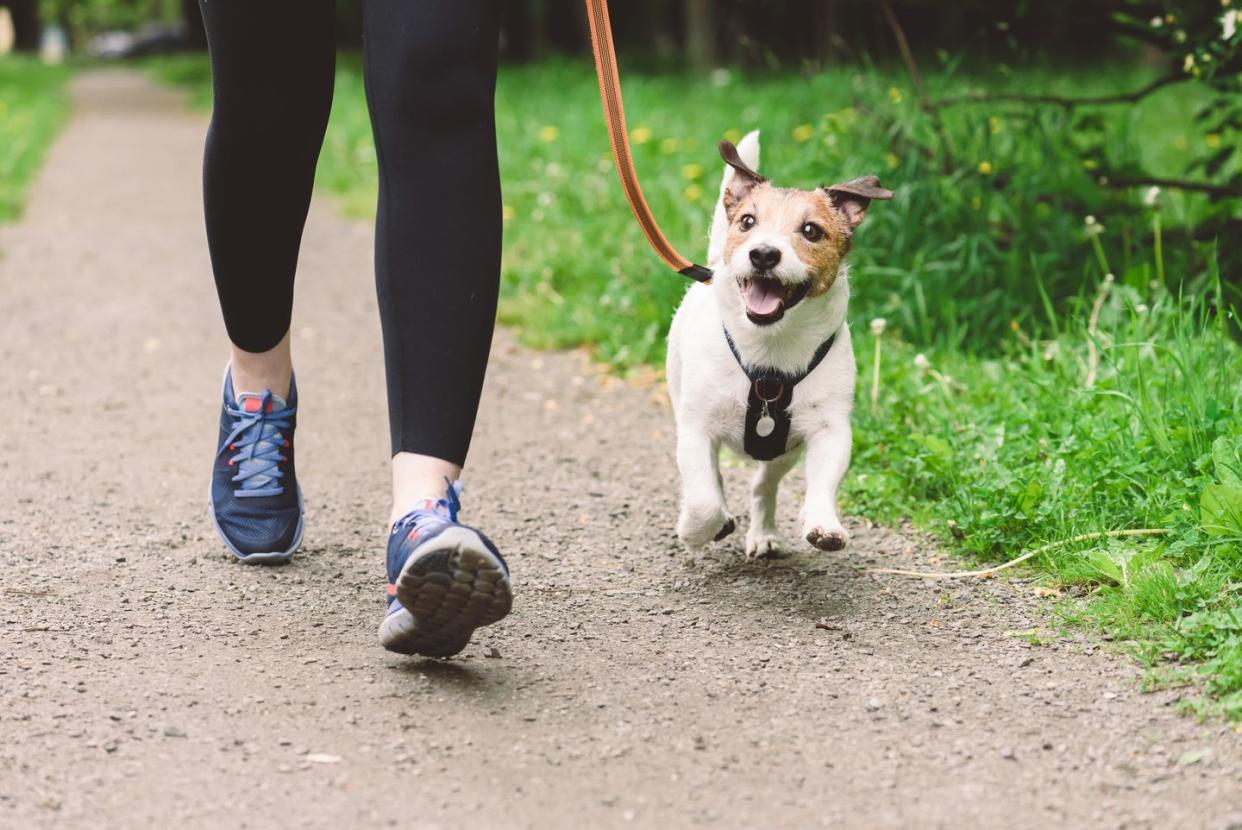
[914,353,930,371]
[1175,29,1187,43]
[1150,16,1163,27]
[1084,216,1105,236]
[1136,303,1149,314]
[870,318,887,336]
[1184,52,1196,72]
[1104,272,1115,283]
[1224,10,1238,40]
[1143,186,1161,206]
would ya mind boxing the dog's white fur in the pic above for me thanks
[667,131,855,556]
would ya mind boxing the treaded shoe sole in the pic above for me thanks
[207,484,304,565]
[378,526,512,657]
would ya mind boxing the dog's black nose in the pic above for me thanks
[749,245,781,270]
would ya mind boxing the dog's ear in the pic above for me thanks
[719,140,765,216]
[822,176,894,229]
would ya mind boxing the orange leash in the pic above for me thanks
[584,0,713,283]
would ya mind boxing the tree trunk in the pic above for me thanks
[685,0,714,70]
[7,0,41,52]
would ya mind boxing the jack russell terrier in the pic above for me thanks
[666,131,892,557]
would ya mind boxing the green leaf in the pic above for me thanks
[1086,548,1125,585]
[1211,435,1242,489]
[1200,483,1242,538]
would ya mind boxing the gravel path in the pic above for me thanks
[2,70,1240,830]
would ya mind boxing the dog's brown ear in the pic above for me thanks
[822,176,894,229]
[719,140,766,216]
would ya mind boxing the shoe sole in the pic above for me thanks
[207,484,304,565]
[378,526,512,658]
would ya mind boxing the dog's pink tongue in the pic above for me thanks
[744,280,784,316]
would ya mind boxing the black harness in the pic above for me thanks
[722,328,838,461]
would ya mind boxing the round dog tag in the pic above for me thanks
[755,415,775,437]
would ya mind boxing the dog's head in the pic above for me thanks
[713,138,892,327]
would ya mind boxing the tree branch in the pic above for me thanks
[930,73,1185,110]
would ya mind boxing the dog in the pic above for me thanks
[666,131,892,557]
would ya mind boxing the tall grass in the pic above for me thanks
[0,58,71,223]
[852,254,1241,717]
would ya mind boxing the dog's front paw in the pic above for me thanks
[745,529,783,559]
[805,523,849,552]
[678,505,736,549]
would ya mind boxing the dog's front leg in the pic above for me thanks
[802,423,852,551]
[675,431,735,548]
[745,451,799,558]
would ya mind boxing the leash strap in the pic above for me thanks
[723,328,838,460]
[584,0,713,284]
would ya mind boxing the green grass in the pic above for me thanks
[0,57,71,223]
[851,265,1242,719]
[147,54,1242,717]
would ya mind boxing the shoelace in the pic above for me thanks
[391,479,463,534]
[219,390,295,498]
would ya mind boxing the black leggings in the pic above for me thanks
[199,1,502,466]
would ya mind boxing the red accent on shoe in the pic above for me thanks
[406,529,420,542]
[386,583,397,597]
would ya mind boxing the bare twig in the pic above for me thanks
[929,73,1184,110]
[878,0,929,105]
[878,0,955,165]
[864,528,1172,580]
[1085,273,1113,389]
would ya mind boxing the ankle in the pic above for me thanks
[230,333,292,400]
[390,452,462,527]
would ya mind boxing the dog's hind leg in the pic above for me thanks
[745,451,799,558]
[802,422,852,552]
[675,432,735,548]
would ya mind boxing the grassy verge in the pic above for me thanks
[0,57,72,223]
[851,266,1241,719]
[147,55,1241,717]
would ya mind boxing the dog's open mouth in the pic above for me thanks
[739,275,810,325]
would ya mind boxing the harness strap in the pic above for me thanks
[722,327,839,461]
[722,328,838,388]
[584,0,713,284]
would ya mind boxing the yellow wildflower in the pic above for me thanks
[978,160,993,175]
[538,125,559,143]
[724,128,742,144]
[1206,132,1222,148]
[502,205,516,222]
[683,184,704,202]
[885,152,900,170]
[681,163,703,180]
[888,87,903,104]
[792,124,814,143]
[631,126,653,144]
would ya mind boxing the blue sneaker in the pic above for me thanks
[208,369,304,564]
[379,481,512,657]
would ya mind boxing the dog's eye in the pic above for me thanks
[801,222,824,242]
[739,214,756,231]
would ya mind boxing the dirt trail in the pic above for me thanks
[2,71,1240,830]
